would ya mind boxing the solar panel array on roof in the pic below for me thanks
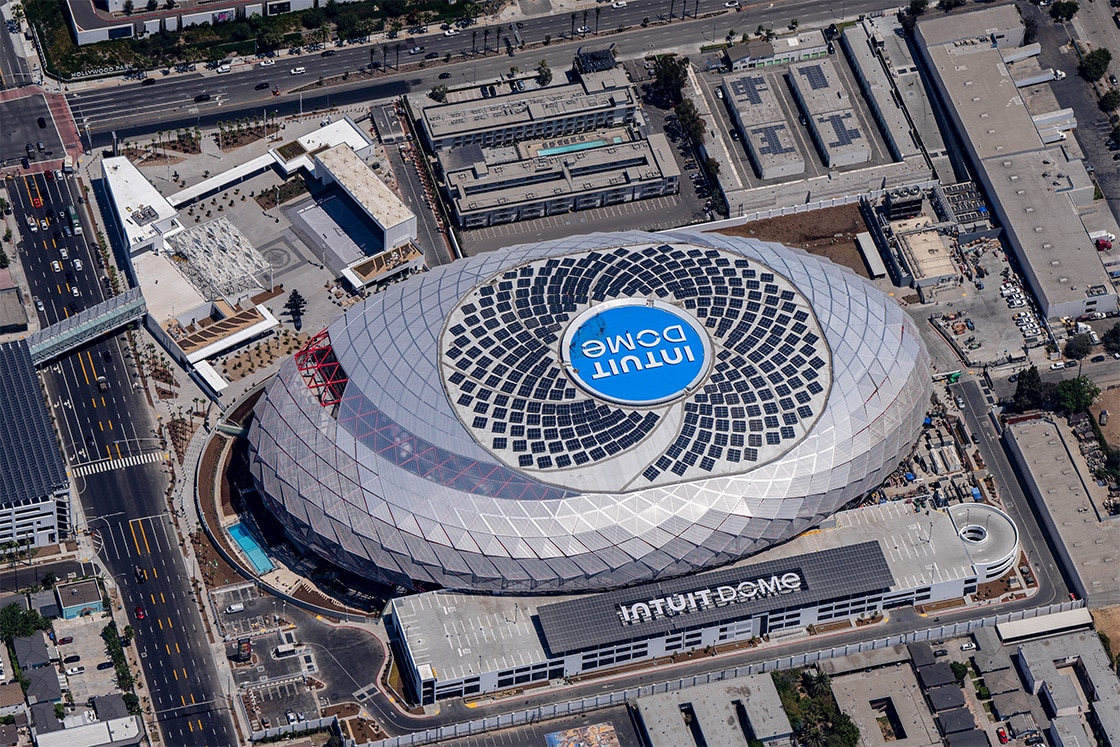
[727,75,765,105]
[0,341,67,505]
[752,124,797,156]
[825,112,864,147]
[798,64,829,90]
[536,541,893,654]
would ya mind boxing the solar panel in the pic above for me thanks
[798,64,829,91]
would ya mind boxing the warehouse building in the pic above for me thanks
[723,72,805,179]
[787,60,870,168]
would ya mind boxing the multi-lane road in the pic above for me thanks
[64,0,898,147]
[6,172,235,745]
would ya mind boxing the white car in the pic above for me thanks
[259,59,275,67]
[71,286,80,297]
[444,29,460,36]
[66,666,84,676]
[73,259,83,271]
[611,1,627,7]
[1050,361,1067,370]
[33,297,43,311]
[50,261,61,273]
[408,46,424,54]
[59,247,68,259]
[290,67,306,75]
[576,25,590,34]
[724,0,739,6]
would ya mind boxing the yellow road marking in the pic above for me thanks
[129,521,142,555]
[137,519,150,553]
[166,617,172,629]
[86,350,98,378]
[190,693,195,704]
[115,442,122,460]
[153,568,158,579]
[175,642,181,653]
[197,719,203,730]
[98,421,103,432]
[166,644,171,655]
[77,351,90,385]
[108,419,113,430]
[104,444,112,458]
[157,618,163,630]
[91,397,97,408]
[160,592,165,603]
[182,667,187,679]
[150,593,156,605]
[173,669,178,680]
[180,694,186,706]
[101,397,106,407]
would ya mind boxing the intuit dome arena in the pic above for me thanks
[247,231,931,594]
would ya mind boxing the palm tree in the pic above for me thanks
[383,45,388,69]
[483,27,490,51]
[394,42,401,68]
[495,25,502,50]
[472,29,478,53]
[570,12,576,36]
[595,6,602,33]
[802,728,825,747]
[582,9,589,30]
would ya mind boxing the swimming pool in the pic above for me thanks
[536,136,622,157]
[228,522,274,574]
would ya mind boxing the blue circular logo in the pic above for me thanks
[562,300,711,406]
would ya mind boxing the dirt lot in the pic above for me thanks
[1091,607,1120,661]
[717,204,872,278]
[1093,386,1120,446]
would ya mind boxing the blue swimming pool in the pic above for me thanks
[228,522,274,574]
[537,136,622,157]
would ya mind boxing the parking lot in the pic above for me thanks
[52,614,122,702]
[243,677,320,731]
[212,584,281,639]
[230,630,315,689]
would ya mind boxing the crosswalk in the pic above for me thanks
[71,450,170,477]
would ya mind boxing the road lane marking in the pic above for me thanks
[99,421,103,432]
[130,521,142,556]
[115,442,123,460]
[104,444,111,458]
[158,618,163,630]
[86,350,98,379]
[138,518,150,553]
[77,352,89,385]
[70,450,170,477]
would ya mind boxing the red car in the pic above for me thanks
[997,728,1009,744]
[30,197,41,208]
[134,606,145,620]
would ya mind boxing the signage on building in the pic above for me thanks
[562,299,711,406]
[616,571,805,626]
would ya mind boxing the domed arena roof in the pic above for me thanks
[248,231,931,593]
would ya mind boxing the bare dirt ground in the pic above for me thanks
[1093,387,1120,446]
[717,204,872,278]
[1091,607,1120,660]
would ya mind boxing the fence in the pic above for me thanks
[250,714,338,742]
[363,600,1084,747]
[702,179,940,233]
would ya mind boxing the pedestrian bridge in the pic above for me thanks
[27,287,146,365]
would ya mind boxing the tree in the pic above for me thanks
[1102,323,1120,354]
[653,54,690,106]
[1050,0,1079,22]
[675,98,706,143]
[1102,90,1120,112]
[595,6,602,34]
[122,0,133,14]
[1065,333,1093,360]
[950,661,969,684]
[146,0,157,10]
[908,0,929,15]
[382,0,406,16]
[833,712,860,747]
[941,0,966,9]
[1012,366,1056,412]
[537,60,552,86]
[1056,376,1099,413]
[429,84,448,102]
[1081,48,1112,82]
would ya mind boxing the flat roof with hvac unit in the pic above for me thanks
[314,144,417,250]
[724,72,805,179]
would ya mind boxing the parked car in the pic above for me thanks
[57,636,73,645]
[997,728,1009,744]
[63,655,80,664]
[66,667,84,676]
[96,662,114,670]
[960,642,976,651]
[933,648,948,657]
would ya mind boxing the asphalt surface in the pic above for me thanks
[67,0,896,146]
[951,378,1071,598]
[0,22,32,89]
[7,172,236,745]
